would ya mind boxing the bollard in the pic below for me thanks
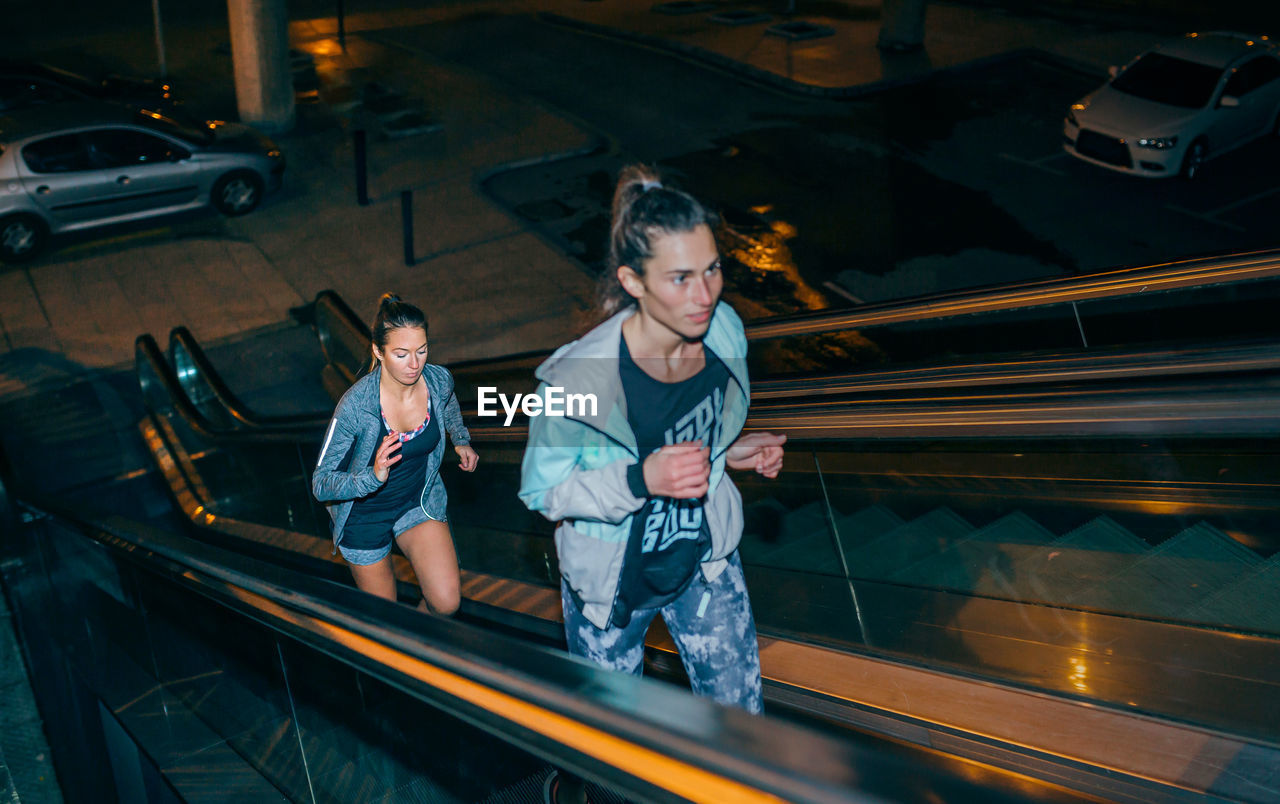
[354,130,369,206]
[401,189,414,267]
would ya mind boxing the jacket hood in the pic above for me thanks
[534,302,750,444]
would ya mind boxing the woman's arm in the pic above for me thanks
[312,407,384,502]
[725,432,786,478]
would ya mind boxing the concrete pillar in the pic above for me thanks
[227,0,295,133]
[877,0,927,52]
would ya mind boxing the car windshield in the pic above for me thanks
[135,109,212,144]
[1110,53,1224,108]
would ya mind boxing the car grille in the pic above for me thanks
[1075,129,1132,168]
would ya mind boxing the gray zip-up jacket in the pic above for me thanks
[313,364,470,546]
[518,303,750,629]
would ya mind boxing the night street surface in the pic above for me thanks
[366,13,1280,314]
[5,1,1280,326]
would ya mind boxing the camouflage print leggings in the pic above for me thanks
[561,551,763,714]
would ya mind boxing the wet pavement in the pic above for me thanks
[395,13,1280,309]
[3,0,1280,371]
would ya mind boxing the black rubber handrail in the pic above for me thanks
[136,334,315,445]
[145,332,1280,446]
[169,326,330,431]
[750,339,1280,400]
[744,248,1280,341]
[315,250,1280,385]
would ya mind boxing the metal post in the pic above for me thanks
[353,130,369,206]
[401,190,414,266]
[151,0,168,77]
[337,0,346,50]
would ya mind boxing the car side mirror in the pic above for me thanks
[168,149,189,162]
[1219,94,1240,108]
[1107,65,1119,78]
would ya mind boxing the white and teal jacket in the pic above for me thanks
[313,364,470,547]
[518,303,751,629]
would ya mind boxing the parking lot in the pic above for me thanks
[453,20,1280,309]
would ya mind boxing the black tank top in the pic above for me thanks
[611,338,729,627]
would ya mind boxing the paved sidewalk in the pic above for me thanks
[0,0,1173,386]
[540,0,1164,94]
[0,11,600,383]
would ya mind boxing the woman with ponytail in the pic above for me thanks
[313,293,478,614]
[519,165,786,718]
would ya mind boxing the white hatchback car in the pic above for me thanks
[1063,32,1280,179]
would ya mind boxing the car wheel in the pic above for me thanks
[1181,139,1208,180]
[211,170,264,216]
[0,214,48,263]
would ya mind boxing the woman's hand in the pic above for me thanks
[643,441,711,499]
[725,432,786,478]
[373,432,403,483]
[455,444,479,472]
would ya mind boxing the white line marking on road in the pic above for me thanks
[997,153,1066,176]
[823,281,863,304]
[1207,186,1280,216]
[1165,205,1247,233]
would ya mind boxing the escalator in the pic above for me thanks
[127,254,1280,802]
[3,470,1081,804]
[5,249,1280,803]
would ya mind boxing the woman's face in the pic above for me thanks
[622,223,723,341]
[373,326,428,386]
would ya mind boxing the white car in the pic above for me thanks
[1063,32,1280,179]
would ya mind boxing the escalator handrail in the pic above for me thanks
[313,249,1280,385]
[314,289,373,387]
[449,373,1280,441]
[168,326,330,431]
[745,248,1280,340]
[750,338,1280,401]
[740,376,1280,437]
[144,329,1280,448]
[10,485,1052,804]
[136,334,315,445]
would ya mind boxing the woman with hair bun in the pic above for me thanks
[313,293,478,614]
[519,165,786,717]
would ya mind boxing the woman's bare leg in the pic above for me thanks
[397,519,461,615]
[348,556,397,600]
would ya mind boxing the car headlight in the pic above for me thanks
[1136,136,1178,150]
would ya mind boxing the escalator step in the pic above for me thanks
[747,500,832,570]
[832,504,905,551]
[1181,553,1280,635]
[997,515,1150,605]
[846,507,974,580]
[891,511,1056,594]
[0,376,149,494]
[1067,522,1263,617]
